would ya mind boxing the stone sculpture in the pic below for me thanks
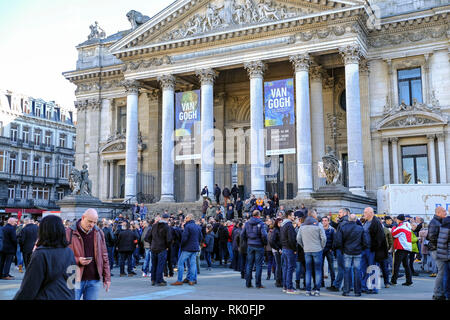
[87,21,106,40]
[322,146,341,185]
[127,10,150,29]
[69,165,93,196]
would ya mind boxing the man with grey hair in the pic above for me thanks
[18,217,39,269]
[66,208,111,300]
[0,218,18,280]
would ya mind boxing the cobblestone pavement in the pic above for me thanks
[0,261,437,300]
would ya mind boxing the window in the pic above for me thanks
[22,127,29,143]
[398,68,423,106]
[118,106,127,134]
[32,186,48,200]
[9,153,17,173]
[58,189,65,200]
[59,134,66,148]
[8,185,16,199]
[35,104,42,117]
[44,158,51,177]
[59,159,71,178]
[20,185,27,199]
[46,106,52,119]
[402,145,429,184]
[34,129,41,145]
[21,155,29,175]
[44,131,52,146]
[10,125,18,142]
[33,156,40,176]
[0,150,5,172]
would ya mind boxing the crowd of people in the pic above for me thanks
[0,191,449,301]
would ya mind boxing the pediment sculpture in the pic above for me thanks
[87,21,106,40]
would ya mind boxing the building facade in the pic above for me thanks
[64,0,450,205]
[0,90,76,216]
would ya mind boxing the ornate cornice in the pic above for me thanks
[436,133,445,140]
[74,98,101,111]
[390,137,398,143]
[359,59,369,75]
[157,74,176,90]
[121,80,141,94]
[323,77,334,90]
[339,44,362,65]
[427,134,436,140]
[244,61,266,79]
[289,54,310,72]
[121,56,172,73]
[196,68,218,85]
[309,65,323,82]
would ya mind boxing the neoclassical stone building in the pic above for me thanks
[64,0,450,209]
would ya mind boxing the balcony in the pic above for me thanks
[5,198,58,210]
[55,146,75,155]
[0,172,59,185]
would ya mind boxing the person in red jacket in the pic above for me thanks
[227,221,234,268]
[390,214,413,286]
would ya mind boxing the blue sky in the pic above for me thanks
[0,0,174,109]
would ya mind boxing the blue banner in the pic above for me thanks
[175,90,201,161]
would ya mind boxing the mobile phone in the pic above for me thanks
[84,257,93,260]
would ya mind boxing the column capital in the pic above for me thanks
[87,98,102,111]
[74,100,88,111]
[289,54,310,72]
[196,68,218,85]
[157,75,176,90]
[322,77,334,90]
[381,137,389,144]
[121,79,141,94]
[427,134,436,140]
[244,61,266,78]
[359,59,370,75]
[436,133,445,140]
[339,44,362,65]
[390,137,398,143]
[309,65,324,82]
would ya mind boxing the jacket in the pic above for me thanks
[222,188,231,197]
[334,221,368,256]
[145,221,172,253]
[296,217,326,253]
[204,232,215,253]
[66,221,111,284]
[232,227,241,251]
[367,217,389,262]
[102,227,115,248]
[236,229,248,255]
[280,219,297,251]
[141,226,152,249]
[436,226,450,261]
[231,185,239,197]
[384,227,394,251]
[241,217,267,248]
[411,231,419,253]
[201,187,209,197]
[1,223,17,254]
[214,186,221,197]
[0,225,3,252]
[218,225,229,243]
[323,227,335,252]
[206,206,216,218]
[180,220,203,252]
[391,222,412,252]
[13,247,76,300]
[426,215,443,251]
[269,227,282,252]
[227,225,234,242]
[235,200,243,212]
[19,223,39,254]
[117,229,138,253]
[419,228,429,255]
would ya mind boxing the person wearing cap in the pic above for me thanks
[390,214,413,286]
[145,213,172,286]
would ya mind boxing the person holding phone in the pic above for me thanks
[66,208,111,300]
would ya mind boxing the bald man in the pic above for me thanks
[427,206,447,300]
[66,209,110,300]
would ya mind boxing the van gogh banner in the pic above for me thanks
[264,78,296,156]
[175,90,201,161]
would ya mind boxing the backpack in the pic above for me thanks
[0,226,4,252]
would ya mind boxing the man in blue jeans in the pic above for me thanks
[172,214,203,286]
[328,208,350,292]
[297,209,326,297]
[141,220,152,277]
[280,210,298,294]
[334,214,369,296]
[241,210,268,288]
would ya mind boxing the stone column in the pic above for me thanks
[158,75,176,202]
[123,80,140,200]
[109,161,114,199]
[382,138,390,185]
[184,163,197,202]
[310,64,326,190]
[244,61,266,198]
[427,134,437,183]
[196,68,218,198]
[289,54,313,198]
[436,133,447,183]
[391,137,399,184]
[74,101,87,168]
[339,45,366,196]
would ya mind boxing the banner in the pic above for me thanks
[175,90,201,161]
[264,78,296,156]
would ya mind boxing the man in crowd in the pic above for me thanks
[334,214,368,297]
[141,220,152,277]
[172,214,203,286]
[18,218,38,270]
[328,208,350,292]
[214,184,221,205]
[132,203,140,221]
[145,213,172,286]
[235,197,243,219]
[241,210,268,289]
[390,214,413,287]
[66,208,111,300]
[231,184,239,203]
[280,210,297,294]
[321,216,336,288]
[117,222,138,277]
[0,218,18,280]
[297,209,326,297]
[102,221,115,276]
[222,186,231,207]
[139,203,148,221]
[427,206,447,300]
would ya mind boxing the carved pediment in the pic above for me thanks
[377,108,448,131]
[99,131,145,153]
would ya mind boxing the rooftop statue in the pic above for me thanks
[87,21,106,40]
[127,10,150,29]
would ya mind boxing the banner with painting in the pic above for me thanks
[264,78,296,155]
[175,90,201,161]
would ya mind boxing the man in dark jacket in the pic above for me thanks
[218,221,229,265]
[231,222,242,271]
[222,186,231,207]
[172,214,203,286]
[328,208,350,292]
[235,197,243,219]
[145,214,172,286]
[231,184,239,203]
[102,221,115,275]
[117,222,138,277]
[18,218,38,269]
[0,218,18,280]
[360,207,388,294]
[334,213,368,296]
[280,210,297,293]
[241,210,268,288]
[214,184,221,205]
[427,206,447,300]
[270,218,283,287]
[321,216,336,288]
